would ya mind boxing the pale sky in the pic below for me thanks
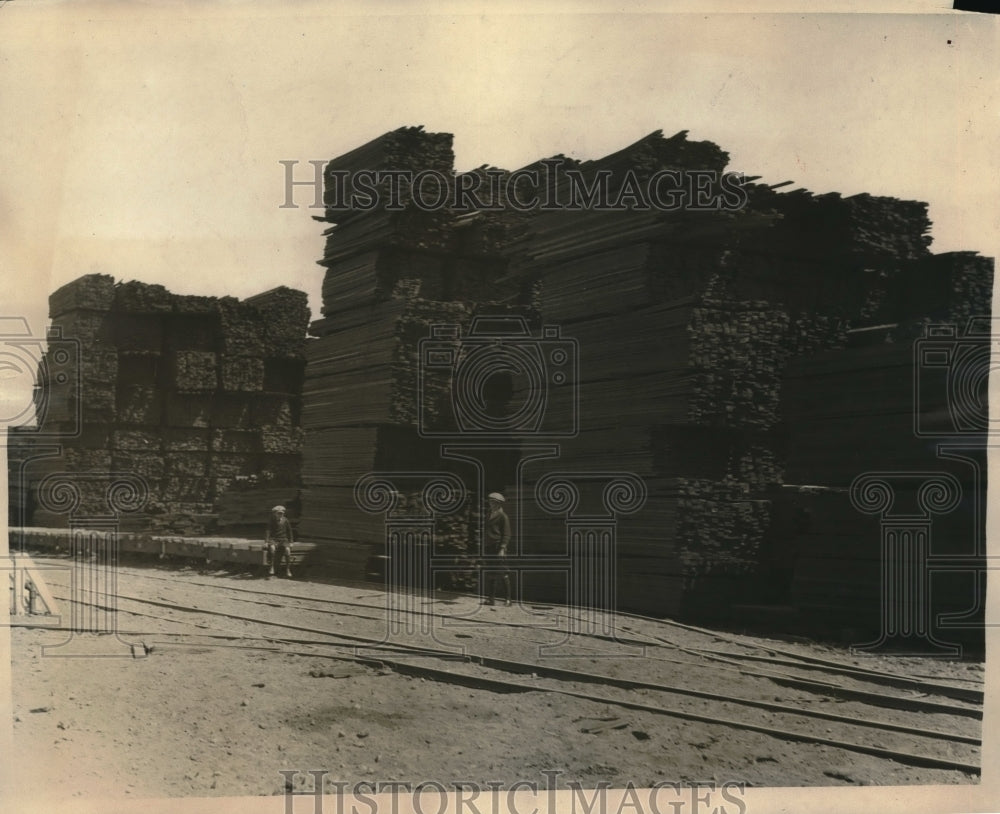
[2,4,1000,812]
[1,4,997,338]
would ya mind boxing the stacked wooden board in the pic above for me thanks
[507,243,796,615]
[296,126,993,632]
[495,162,847,616]
[507,148,992,625]
[9,276,309,537]
[13,126,993,641]
[770,237,993,642]
[301,127,526,575]
[778,315,992,642]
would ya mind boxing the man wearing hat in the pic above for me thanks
[265,505,294,578]
[483,492,512,606]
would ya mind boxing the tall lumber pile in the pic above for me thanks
[9,275,309,537]
[492,135,808,616]
[296,125,992,631]
[301,127,523,578]
[509,257,787,612]
[498,133,988,622]
[776,266,993,640]
[764,208,992,637]
[686,184,994,638]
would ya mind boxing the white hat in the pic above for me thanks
[271,505,286,512]
[487,492,505,503]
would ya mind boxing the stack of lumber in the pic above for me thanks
[617,479,770,612]
[766,483,983,644]
[303,294,470,432]
[214,483,300,538]
[480,132,966,619]
[293,126,992,632]
[510,207,763,280]
[742,186,933,265]
[313,128,515,338]
[301,128,535,570]
[779,313,990,638]
[10,275,309,536]
[504,131,763,279]
[529,129,729,215]
[521,425,776,488]
[513,459,774,620]
[449,162,547,257]
[316,126,456,304]
[435,494,478,589]
[892,251,995,328]
[596,128,730,175]
[487,135,782,614]
[320,126,453,221]
[784,344,939,486]
[40,275,118,425]
[571,298,791,431]
[717,185,936,335]
[506,470,768,619]
[244,287,312,357]
[21,449,116,528]
[520,243,712,323]
[300,289,483,566]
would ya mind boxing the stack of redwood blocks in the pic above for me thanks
[10,275,309,538]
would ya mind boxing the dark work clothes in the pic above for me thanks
[266,515,294,544]
[485,508,511,553]
[266,514,294,575]
[484,507,511,602]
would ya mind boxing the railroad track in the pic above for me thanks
[27,560,983,778]
[121,568,986,705]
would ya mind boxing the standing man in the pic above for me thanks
[483,492,512,606]
[265,505,294,578]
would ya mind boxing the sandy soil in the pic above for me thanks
[8,557,984,803]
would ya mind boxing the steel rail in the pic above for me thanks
[39,584,981,773]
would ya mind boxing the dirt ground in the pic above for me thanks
[7,557,985,805]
